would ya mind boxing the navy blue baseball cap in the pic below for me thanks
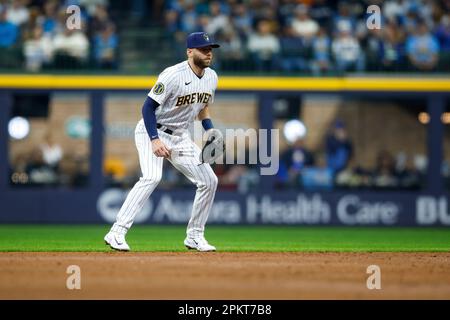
[187,32,220,49]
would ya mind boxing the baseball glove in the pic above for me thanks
[199,128,225,164]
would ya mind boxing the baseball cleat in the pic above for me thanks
[104,232,130,251]
[184,237,216,252]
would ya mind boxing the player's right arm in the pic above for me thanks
[142,97,171,158]
[143,68,178,158]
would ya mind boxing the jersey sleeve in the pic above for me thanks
[148,68,177,105]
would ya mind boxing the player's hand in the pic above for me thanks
[151,139,171,158]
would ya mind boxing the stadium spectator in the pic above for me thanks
[205,0,228,37]
[301,153,334,191]
[434,13,450,71]
[365,19,404,71]
[23,24,53,71]
[311,26,332,75]
[231,2,252,40]
[179,0,198,34]
[372,150,399,188]
[52,28,89,68]
[333,1,356,35]
[164,9,179,34]
[88,4,112,39]
[401,7,421,35]
[196,13,209,33]
[290,5,319,45]
[279,25,309,73]
[406,21,440,71]
[216,26,244,71]
[396,153,423,189]
[2,0,450,75]
[277,136,315,188]
[435,13,450,52]
[335,157,372,189]
[379,20,405,71]
[93,22,118,69]
[38,0,59,36]
[325,119,353,176]
[0,8,18,48]
[6,0,29,26]
[247,19,280,72]
[332,25,365,73]
[21,5,41,38]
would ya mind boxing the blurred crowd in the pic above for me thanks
[102,118,446,192]
[9,123,450,192]
[9,132,89,188]
[165,0,450,74]
[0,0,118,71]
[2,0,450,74]
[276,119,433,191]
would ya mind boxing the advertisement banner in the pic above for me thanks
[1,189,449,226]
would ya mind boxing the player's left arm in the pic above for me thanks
[198,104,214,131]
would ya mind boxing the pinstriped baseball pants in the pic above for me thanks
[110,119,218,239]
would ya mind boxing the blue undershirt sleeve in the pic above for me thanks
[201,118,214,131]
[142,96,160,140]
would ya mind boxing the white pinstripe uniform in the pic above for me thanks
[110,61,219,240]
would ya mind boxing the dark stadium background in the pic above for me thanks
[0,0,449,227]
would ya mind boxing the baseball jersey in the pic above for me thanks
[148,61,218,131]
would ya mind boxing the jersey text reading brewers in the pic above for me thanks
[104,32,220,252]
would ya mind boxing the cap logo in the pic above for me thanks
[203,33,210,42]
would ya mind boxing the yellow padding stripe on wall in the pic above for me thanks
[0,75,449,92]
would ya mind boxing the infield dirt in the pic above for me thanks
[0,252,449,299]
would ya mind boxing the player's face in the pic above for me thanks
[192,46,213,68]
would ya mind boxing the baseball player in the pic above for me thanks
[104,32,220,252]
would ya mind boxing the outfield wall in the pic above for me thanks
[0,75,449,226]
[0,189,448,226]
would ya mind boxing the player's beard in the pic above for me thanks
[193,54,211,69]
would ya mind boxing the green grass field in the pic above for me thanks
[0,225,449,252]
